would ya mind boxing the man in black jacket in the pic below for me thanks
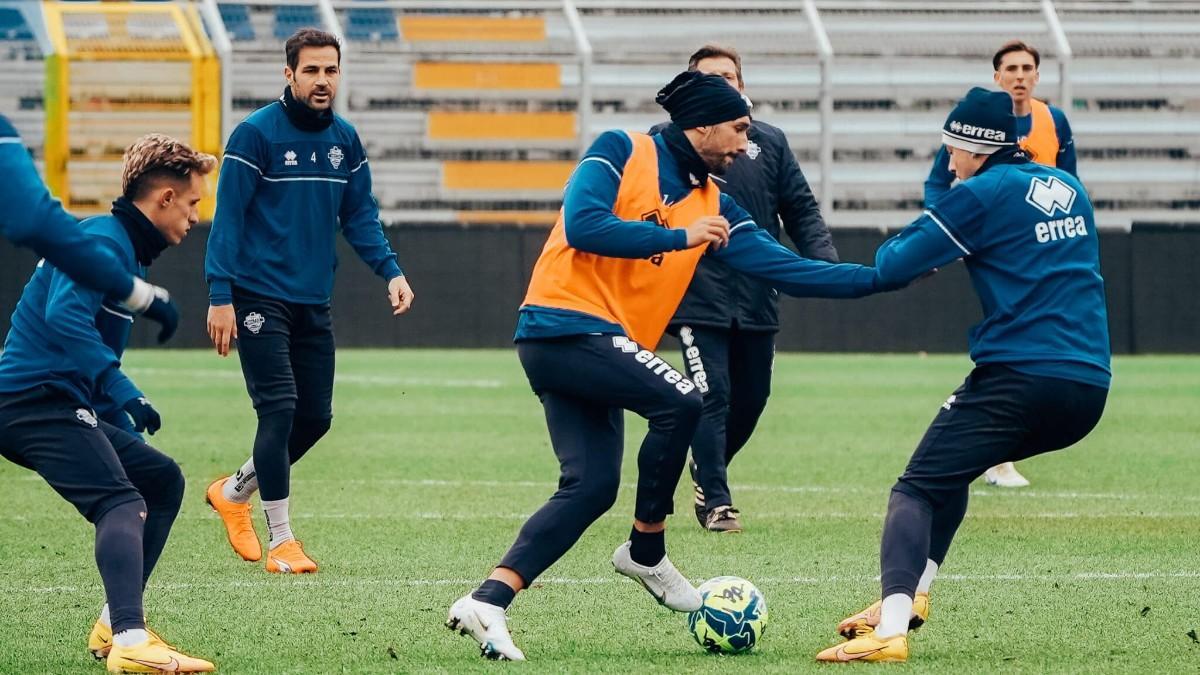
[653,45,839,532]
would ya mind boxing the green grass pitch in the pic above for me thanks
[0,350,1197,673]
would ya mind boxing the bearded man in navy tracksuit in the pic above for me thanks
[203,28,414,575]
[0,134,216,673]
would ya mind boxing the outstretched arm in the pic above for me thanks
[711,194,881,298]
[0,119,134,300]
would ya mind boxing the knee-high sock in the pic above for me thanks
[928,486,969,566]
[95,500,147,633]
[139,463,185,588]
[880,486,934,599]
[253,410,295,502]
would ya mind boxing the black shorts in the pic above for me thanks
[0,386,179,522]
[233,286,335,419]
[897,364,1109,505]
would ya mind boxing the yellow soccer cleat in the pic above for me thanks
[106,639,215,673]
[265,539,318,574]
[816,630,908,663]
[88,619,175,659]
[836,592,930,639]
[205,477,262,562]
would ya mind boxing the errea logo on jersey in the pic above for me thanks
[1025,176,1076,217]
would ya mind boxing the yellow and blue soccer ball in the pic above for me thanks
[687,576,768,654]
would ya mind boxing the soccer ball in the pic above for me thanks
[687,576,768,654]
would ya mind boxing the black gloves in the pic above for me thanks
[122,396,162,435]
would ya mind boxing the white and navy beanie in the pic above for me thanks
[941,87,1017,155]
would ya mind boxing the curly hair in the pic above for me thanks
[121,134,217,200]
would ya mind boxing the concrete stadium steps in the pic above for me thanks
[1060,8,1200,58]
[586,110,1200,156]
[426,110,576,146]
[363,155,1200,211]
[583,57,1200,110]
[68,61,194,104]
[65,111,193,159]
[0,57,41,111]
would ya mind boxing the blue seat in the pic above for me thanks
[0,7,33,41]
[218,3,255,41]
[274,4,320,40]
[346,7,397,42]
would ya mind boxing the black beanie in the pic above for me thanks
[656,71,750,129]
[942,87,1017,155]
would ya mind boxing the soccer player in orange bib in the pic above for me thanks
[445,71,896,661]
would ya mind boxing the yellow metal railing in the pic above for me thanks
[42,1,221,217]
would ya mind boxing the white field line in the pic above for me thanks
[0,511,1190,523]
[123,367,505,389]
[289,477,1200,503]
[3,474,1197,505]
[9,570,1200,596]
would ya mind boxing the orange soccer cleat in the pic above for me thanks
[836,592,930,639]
[816,630,908,663]
[106,638,215,673]
[265,539,318,574]
[205,477,262,562]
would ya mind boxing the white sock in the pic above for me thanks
[113,628,149,648]
[916,559,938,594]
[99,603,111,627]
[262,497,294,549]
[874,593,913,639]
[222,458,259,504]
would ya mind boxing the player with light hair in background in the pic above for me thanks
[0,134,217,673]
[925,39,1080,490]
[203,28,414,575]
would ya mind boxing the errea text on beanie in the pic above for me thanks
[942,87,1018,155]
[656,71,750,129]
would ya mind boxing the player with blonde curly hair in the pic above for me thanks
[0,134,217,673]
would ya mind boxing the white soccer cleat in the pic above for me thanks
[611,541,703,612]
[984,462,1030,488]
[445,595,526,661]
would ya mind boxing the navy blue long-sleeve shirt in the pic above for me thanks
[0,216,145,408]
[206,99,403,306]
[879,158,1109,388]
[0,115,134,300]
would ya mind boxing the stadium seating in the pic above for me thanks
[218,3,255,41]
[273,3,320,40]
[0,0,1196,227]
[345,6,397,43]
[0,6,32,41]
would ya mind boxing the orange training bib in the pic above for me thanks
[522,131,720,347]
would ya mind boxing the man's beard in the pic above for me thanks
[295,86,334,110]
[702,151,733,176]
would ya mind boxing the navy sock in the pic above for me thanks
[471,578,517,610]
[95,500,148,633]
[628,527,665,567]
